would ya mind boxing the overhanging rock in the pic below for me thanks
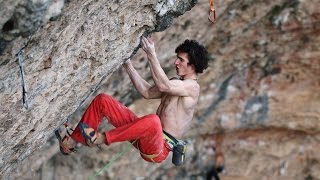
[0,0,197,177]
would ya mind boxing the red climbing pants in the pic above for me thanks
[70,93,171,163]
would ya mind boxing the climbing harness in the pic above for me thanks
[138,131,187,165]
[90,131,187,179]
[208,0,216,23]
[16,50,29,109]
[138,142,163,162]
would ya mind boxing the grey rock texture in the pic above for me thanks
[1,0,320,179]
[0,0,196,178]
[0,0,65,53]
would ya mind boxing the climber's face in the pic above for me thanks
[174,52,195,78]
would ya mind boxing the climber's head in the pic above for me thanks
[175,39,209,74]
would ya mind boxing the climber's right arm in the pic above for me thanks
[123,60,162,99]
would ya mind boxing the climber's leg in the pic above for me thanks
[71,93,138,145]
[106,114,171,163]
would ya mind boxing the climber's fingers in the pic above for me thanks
[140,36,155,55]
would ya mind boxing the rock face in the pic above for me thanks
[0,0,66,52]
[1,0,320,179]
[0,0,196,178]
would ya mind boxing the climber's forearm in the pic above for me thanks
[123,61,162,99]
[147,54,171,92]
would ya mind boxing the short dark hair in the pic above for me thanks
[175,39,209,73]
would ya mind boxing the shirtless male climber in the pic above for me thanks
[55,36,209,164]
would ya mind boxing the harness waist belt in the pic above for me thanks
[163,130,179,149]
[139,131,181,161]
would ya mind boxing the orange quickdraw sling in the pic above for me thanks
[208,0,216,23]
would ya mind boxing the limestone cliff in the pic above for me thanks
[1,0,320,179]
[0,0,197,178]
